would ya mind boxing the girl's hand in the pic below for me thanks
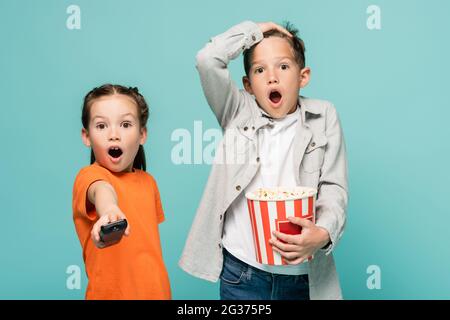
[91,207,130,249]
[269,216,330,264]
[257,22,292,38]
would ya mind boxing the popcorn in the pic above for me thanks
[245,186,317,265]
[245,186,316,201]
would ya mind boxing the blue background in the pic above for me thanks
[1,0,449,299]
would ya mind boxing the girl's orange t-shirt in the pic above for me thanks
[72,163,171,299]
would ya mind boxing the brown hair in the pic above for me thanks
[81,84,149,171]
[243,21,306,76]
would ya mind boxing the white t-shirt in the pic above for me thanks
[222,106,308,275]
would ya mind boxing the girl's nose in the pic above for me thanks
[108,127,120,141]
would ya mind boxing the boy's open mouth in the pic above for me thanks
[108,147,123,159]
[269,90,282,104]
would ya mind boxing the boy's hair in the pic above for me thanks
[243,21,306,76]
[82,84,149,171]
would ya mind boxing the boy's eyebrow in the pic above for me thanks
[251,56,296,67]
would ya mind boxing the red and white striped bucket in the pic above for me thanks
[245,187,317,265]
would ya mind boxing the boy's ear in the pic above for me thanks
[299,67,311,89]
[81,128,91,147]
[139,127,148,145]
[242,76,254,95]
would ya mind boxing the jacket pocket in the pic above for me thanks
[301,134,328,173]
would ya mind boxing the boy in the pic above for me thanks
[180,21,348,300]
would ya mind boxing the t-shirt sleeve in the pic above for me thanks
[72,165,111,221]
[149,176,165,224]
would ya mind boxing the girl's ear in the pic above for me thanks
[81,128,91,147]
[140,127,148,145]
[242,76,254,95]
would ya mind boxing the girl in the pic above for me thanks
[72,84,171,300]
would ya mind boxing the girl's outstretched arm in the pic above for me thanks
[87,181,130,248]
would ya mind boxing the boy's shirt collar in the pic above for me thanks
[255,103,300,136]
[270,105,301,135]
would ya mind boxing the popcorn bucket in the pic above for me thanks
[245,187,317,265]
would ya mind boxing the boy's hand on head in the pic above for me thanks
[91,206,130,249]
[257,22,292,38]
[269,217,330,265]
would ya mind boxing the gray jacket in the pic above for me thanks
[179,21,348,300]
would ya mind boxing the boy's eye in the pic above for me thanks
[280,64,289,70]
[96,123,106,130]
[254,67,264,74]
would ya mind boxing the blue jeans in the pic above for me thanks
[220,249,310,300]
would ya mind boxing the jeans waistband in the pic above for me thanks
[223,248,309,279]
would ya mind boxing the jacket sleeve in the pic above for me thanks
[195,21,263,129]
[315,104,349,255]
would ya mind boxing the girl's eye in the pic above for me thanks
[96,123,106,130]
[122,122,132,128]
[280,64,289,70]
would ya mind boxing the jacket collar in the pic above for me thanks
[299,96,321,115]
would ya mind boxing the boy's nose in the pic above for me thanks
[267,72,279,84]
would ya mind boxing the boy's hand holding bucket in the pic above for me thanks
[269,216,330,265]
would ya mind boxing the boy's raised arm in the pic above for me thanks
[196,21,263,128]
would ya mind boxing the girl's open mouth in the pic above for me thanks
[108,147,123,162]
[269,90,282,105]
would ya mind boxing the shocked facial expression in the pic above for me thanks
[243,36,310,119]
[82,94,147,173]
